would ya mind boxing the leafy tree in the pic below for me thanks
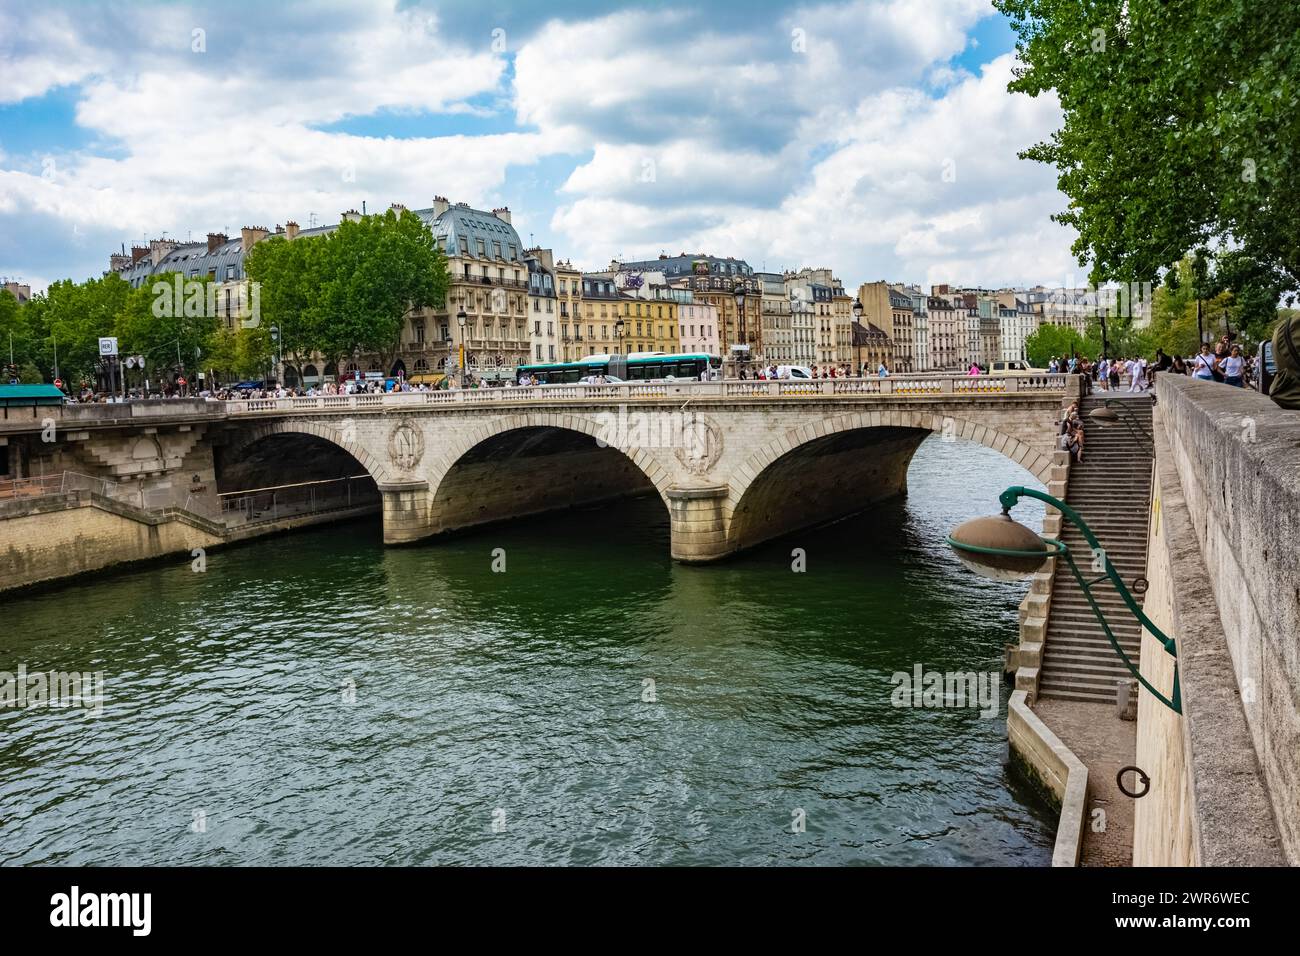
[243,232,316,372]
[22,273,133,385]
[1025,322,1084,366]
[0,289,36,375]
[113,273,220,382]
[204,323,274,381]
[245,208,448,378]
[996,0,1300,294]
[305,208,449,371]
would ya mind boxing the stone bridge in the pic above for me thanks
[1,374,1078,563]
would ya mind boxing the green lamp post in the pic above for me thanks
[947,485,1181,713]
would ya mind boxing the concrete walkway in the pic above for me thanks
[1032,697,1136,866]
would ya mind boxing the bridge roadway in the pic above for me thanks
[1,373,1077,562]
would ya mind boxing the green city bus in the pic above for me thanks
[516,352,720,384]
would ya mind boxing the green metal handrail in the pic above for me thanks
[999,485,1180,713]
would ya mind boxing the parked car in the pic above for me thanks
[990,360,1049,376]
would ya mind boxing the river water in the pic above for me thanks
[0,436,1054,866]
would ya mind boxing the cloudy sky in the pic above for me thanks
[0,0,1083,295]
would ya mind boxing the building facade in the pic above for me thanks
[926,295,960,370]
[678,303,720,357]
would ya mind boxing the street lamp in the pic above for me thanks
[614,317,625,355]
[733,284,747,375]
[456,308,468,387]
[947,485,1181,713]
[852,300,865,375]
[270,325,281,387]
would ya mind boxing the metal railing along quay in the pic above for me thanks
[217,475,378,526]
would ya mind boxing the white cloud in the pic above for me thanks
[0,0,1081,296]
[549,50,1076,287]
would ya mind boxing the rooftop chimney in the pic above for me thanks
[131,245,149,265]
[492,206,511,224]
[240,226,269,253]
[206,232,228,254]
[389,202,406,214]
[432,196,450,217]
[341,209,362,223]
[150,238,177,267]
[285,220,300,240]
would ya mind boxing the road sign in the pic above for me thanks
[53,378,63,389]
[178,376,187,386]
[136,355,146,369]
[125,356,136,369]
[98,337,119,356]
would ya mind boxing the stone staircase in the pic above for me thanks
[1038,394,1155,704]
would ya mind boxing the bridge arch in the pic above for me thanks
[424,410,675,537]
[725,409,1056,554]
[219,419,397,486]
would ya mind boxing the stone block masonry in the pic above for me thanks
[1138,376,1290,865]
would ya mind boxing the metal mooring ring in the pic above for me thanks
[1131,576,1149,595]
[1117,766,1151,799]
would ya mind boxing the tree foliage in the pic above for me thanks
[21,273,133,384]
[245,208,448,372]
[996,0,1300,295]
[5,207,448,389]
[113,273,220,377]
[1024,322,1085,366]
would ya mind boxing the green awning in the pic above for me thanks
[0,384,66,406]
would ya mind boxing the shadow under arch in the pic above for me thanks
[214,425,385,527]
[726,410,1055,555]
[219,419,394,487]
[425,415,673,538]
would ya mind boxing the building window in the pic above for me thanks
[476,238,486,256]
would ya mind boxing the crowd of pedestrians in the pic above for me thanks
[1046,333,1258,398]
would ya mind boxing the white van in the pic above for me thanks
[774,365,814,380]
[990,360,1048,376]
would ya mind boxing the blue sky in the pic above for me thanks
[0,0,1077,295]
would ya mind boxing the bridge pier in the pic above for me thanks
[667,485,730,563]
[378,479,434,544]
